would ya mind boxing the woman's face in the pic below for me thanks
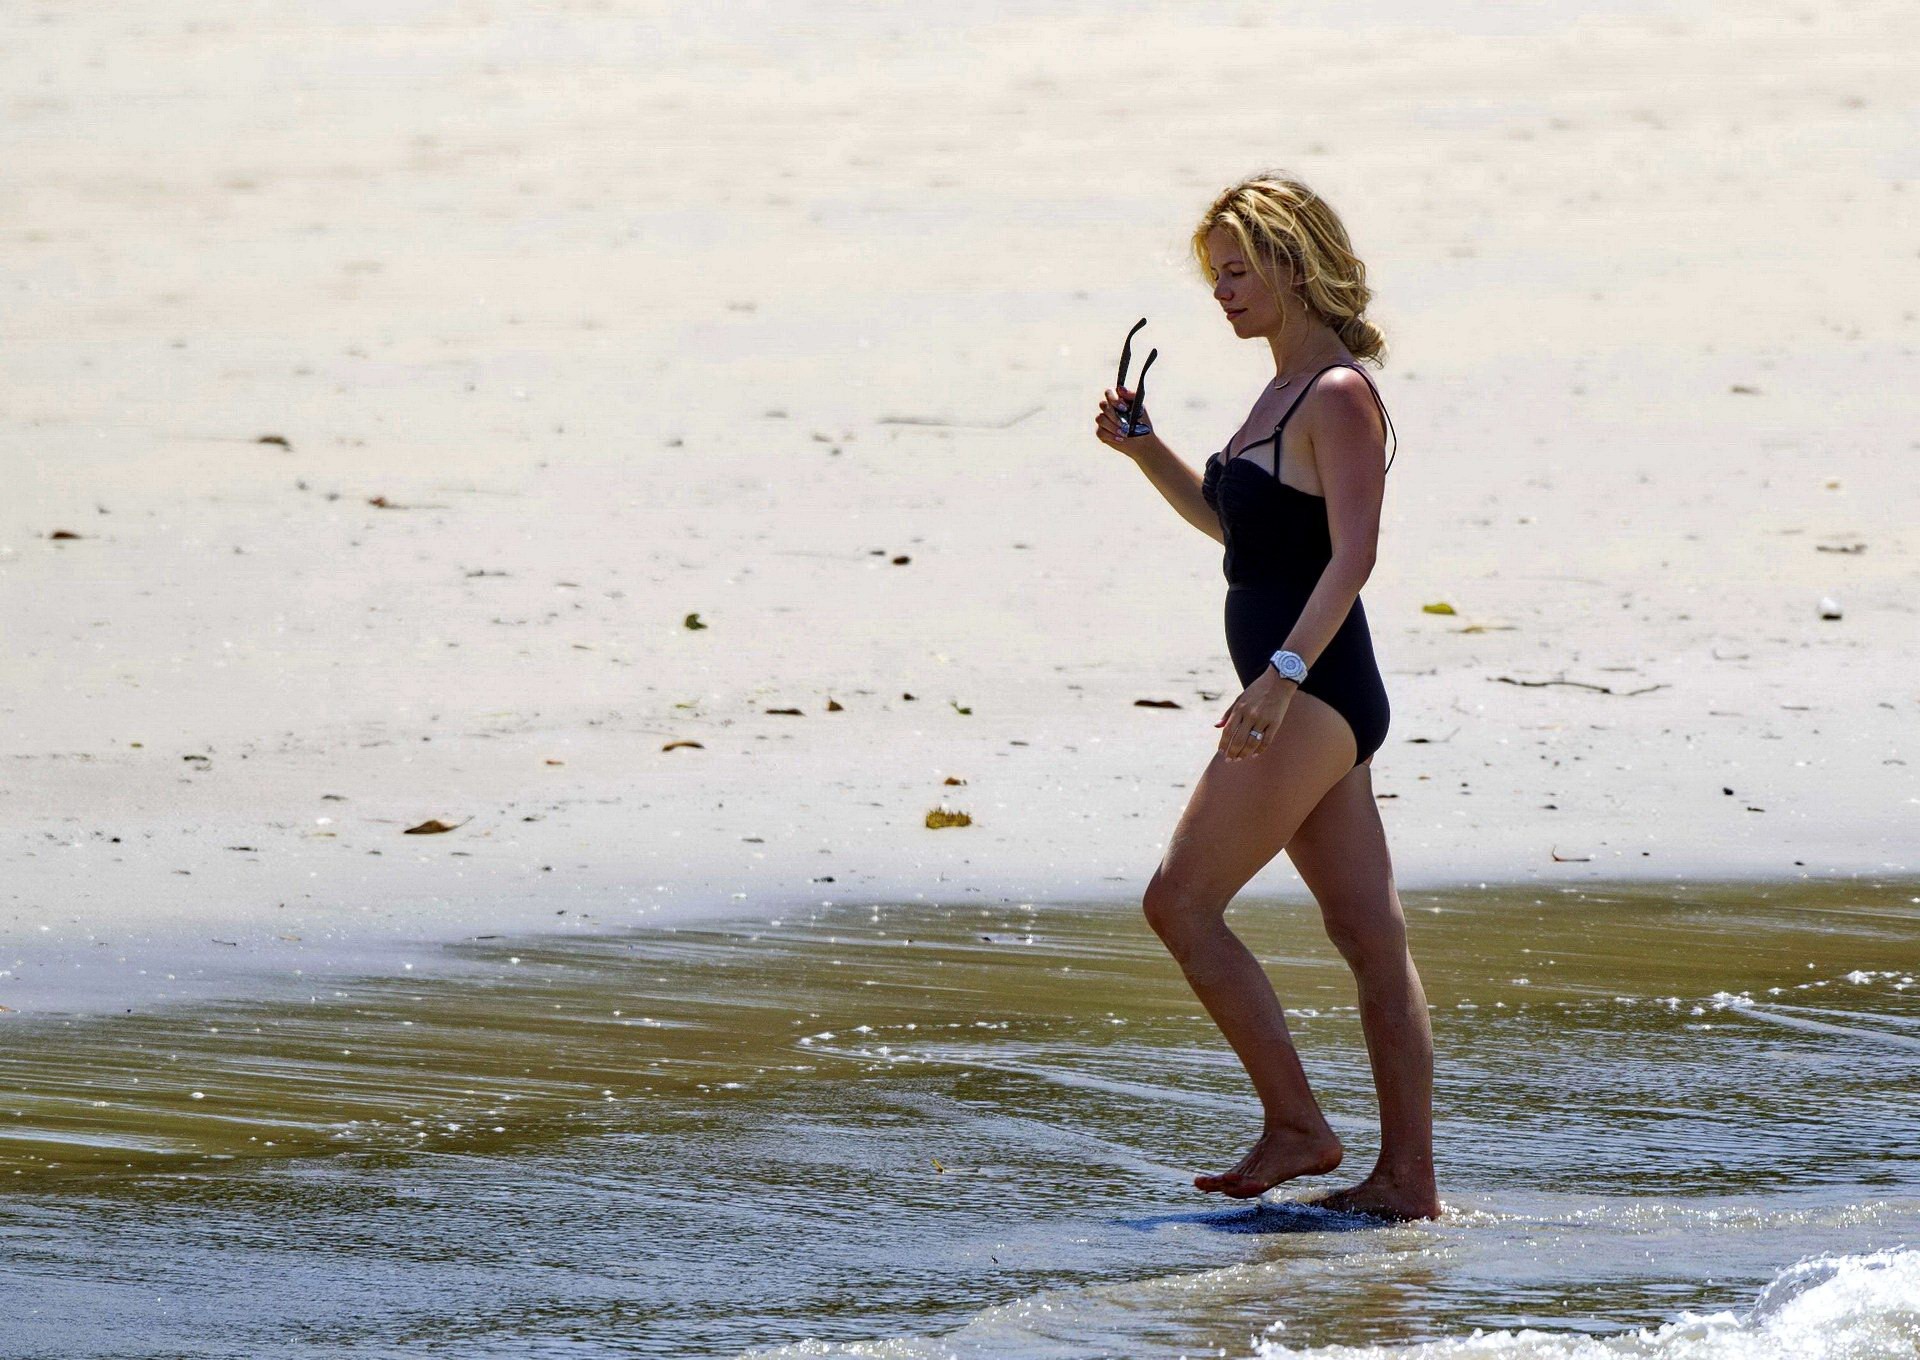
[1206,226,1297,337]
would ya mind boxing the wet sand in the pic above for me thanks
[2,877,1916,1356]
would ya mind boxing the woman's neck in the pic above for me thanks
[1267,320,1349,382]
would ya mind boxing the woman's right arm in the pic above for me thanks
[1127,437,1223,544]
[1096,385,1223,545]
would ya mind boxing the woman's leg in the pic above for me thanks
[1144,688,1357,1198]
[1284,759,1441,1219]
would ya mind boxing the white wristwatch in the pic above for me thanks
[1269,648,1308,685]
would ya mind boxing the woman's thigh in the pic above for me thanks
[1284,760,1406,952]
[1150,689,1357,916]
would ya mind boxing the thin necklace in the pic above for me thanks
[1271,353,1351,393]
[1226,356,1347,459]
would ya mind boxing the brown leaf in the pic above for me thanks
[1134,698,1181,708]
[942,775,966,785]
[661,739,704,752]
[255,434,291,448]
[825,697,844,712]
[403,818,466,835]
[765,706,804,716]
[49,529,82,540]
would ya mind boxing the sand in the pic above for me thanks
[3,1,1915,1008]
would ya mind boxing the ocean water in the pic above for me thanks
[0,878,1915,1359]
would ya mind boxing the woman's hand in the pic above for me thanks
[1094,385,1156,458]
[1215,669,1295,760]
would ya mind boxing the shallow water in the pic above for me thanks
[2,879,1916,1359]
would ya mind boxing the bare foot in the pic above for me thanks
[1300,1168,1442,1221]
[1194,1123,1342,1198]
[1192,1141,1262,1194]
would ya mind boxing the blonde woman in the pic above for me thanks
[1096,173,1440,1220]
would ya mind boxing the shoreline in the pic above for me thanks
[9,699,1913,1018]
[6,849,1915,1019]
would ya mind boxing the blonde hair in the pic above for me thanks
[1190,171,1387,365]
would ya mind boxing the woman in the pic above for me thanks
[1095,172,1440,1221]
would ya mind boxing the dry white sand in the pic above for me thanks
[4,1,1915,1007]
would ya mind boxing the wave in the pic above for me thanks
[1253,1247,1920,1360]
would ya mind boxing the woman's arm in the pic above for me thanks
[1274,372,1386,667]
[1096,384,1224,545]
[1128,436,1224,545]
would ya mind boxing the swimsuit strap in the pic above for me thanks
[1343,363,1400,475]
[1231,362,1398,473]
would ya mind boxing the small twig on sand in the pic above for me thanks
[1493,676,1669,697]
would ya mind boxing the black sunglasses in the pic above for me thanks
[1115,317,1157,437]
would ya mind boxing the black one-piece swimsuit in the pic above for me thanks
[1199,362,1395,769]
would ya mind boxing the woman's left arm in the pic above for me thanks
[1279,371,1386,662]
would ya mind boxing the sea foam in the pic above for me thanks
[1252,1246,1920,1360]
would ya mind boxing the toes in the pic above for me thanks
[1196,1159,1256,1193]
[1196,1150,1259,1193]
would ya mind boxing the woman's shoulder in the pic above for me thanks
[1299,363,1390,455]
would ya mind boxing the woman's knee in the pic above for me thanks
[1321,901,1408,973]
[1141,869,1224,952]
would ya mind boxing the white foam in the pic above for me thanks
[1251,1247,1920,1360]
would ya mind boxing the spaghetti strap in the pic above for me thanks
[1227,369,1329,462]
[1269,369,1333,439]
[1341,362,1399,475]
[1228,363,1396,473]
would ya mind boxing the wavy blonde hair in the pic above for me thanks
[1190,171,1387,365]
